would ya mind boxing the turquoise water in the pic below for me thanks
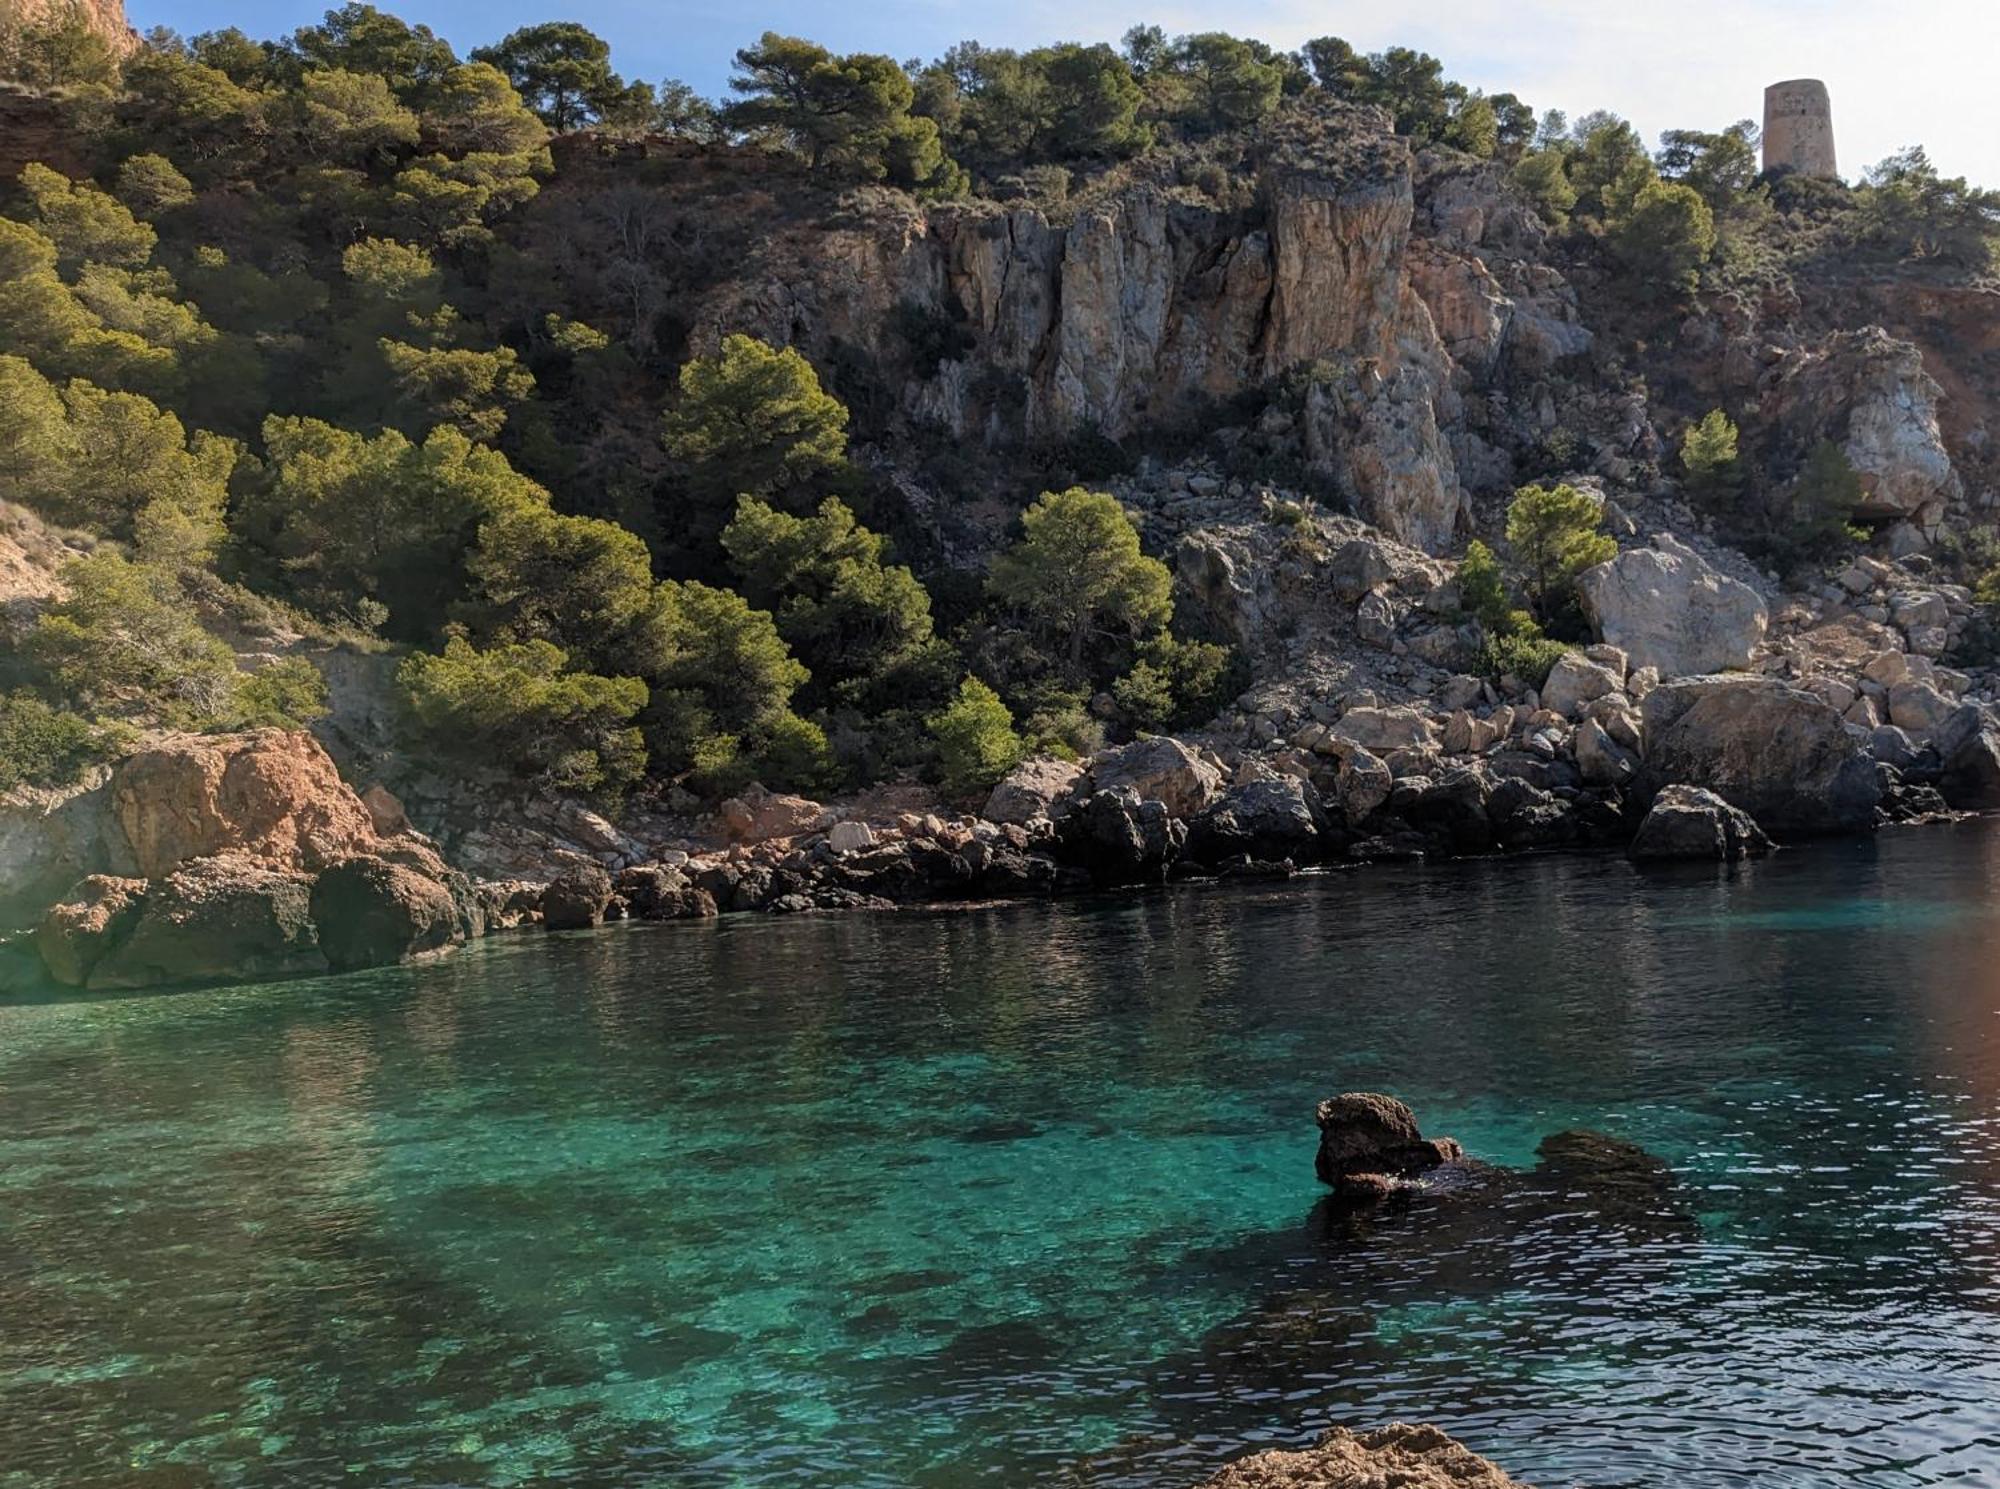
[8,825,2000,1487]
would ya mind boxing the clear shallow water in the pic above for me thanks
[8,827,2000,1487]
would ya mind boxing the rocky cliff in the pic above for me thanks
[6,0,139,54]
[666,105,1599,554]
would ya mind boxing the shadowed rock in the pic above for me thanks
[1313,1092,1465,1197]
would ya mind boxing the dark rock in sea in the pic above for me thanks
[614,864,718,920]
[540,864,613,930]
[1638,675,1880,835]
[310,856,469,971]
[1936,716,2000,809]
[1186,777,1328,865]
[1629,783,1772,862]
[1405,766,1495,854]
[1056,786,1184,885]
[1313,1092,1465,1197]
[84,854,325,990]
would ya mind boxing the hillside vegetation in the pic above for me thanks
[1,3,1996,812]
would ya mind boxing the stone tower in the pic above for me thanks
[1763,79,1837,179]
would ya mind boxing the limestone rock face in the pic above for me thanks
[10,0,138,54]
[1578,535,1768,678]
[1639,676,1880,836]
[1087,736,1222,819]
[983,757,1085,825]
[691,102,1483,553]
[1193,1423,1530,1489]
[1766,329,1961,534]
[0,771,119,931]
[1629,784,1773,862]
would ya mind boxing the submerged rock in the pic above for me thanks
[1192,1423,1530,1488]
[1629,784,1772,862]
[1313,1092,1465,1197]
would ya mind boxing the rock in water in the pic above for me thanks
[79,855,324,991]
[1629,784,1772,862]
[310,857,469,971]
[1192,1423,1530,1488]
[1638,675,1879,836]
[1313,1092,1465,1196]
[541,864,614,930]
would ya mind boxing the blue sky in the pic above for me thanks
[133,0,2000,185]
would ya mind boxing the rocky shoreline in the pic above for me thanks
[8,616,2000,990]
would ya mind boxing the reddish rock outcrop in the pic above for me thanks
[111,731,386,880]
[38,731,481,989]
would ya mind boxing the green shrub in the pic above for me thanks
[27,553,242,728]
[233,657,330,728]
[397,635,647,795]
[1479,632,1571,689]
[929,677,1023,793]
[0,691,125,792]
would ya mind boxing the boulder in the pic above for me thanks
[110,730,383,879]
[79,855,324,990]
[1056,786,1182,884]
[1314,1092,1465,1197]
[718,785,827,843]
[1193,1424,1528,1489]
[1629,784,1773,862]
[1887,680,1957,735]
[614,864,719,920]
[1939,721,2000,809]
[1087,736,1222,819]
[1187,777,1329,865]
[826,820,876,854]
[1574,717,1638,787]
[982,756,1084,824]
[1538,651,1622,718]
[1330,705,1439,754]
[1638,675,1880,835]
[1577,534,1767,677]
[1333,747,1394,826]
[540,864,614,930]
[34,874,145,987]
[310,857,468,972]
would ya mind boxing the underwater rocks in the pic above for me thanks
[1192,1423,1530,1488]
[1313,1093,1466,1198]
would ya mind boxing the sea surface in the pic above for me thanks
[7,823,2000,1487]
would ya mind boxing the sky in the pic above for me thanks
[133,0,2000,186]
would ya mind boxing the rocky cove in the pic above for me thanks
[8,544,1998,993]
